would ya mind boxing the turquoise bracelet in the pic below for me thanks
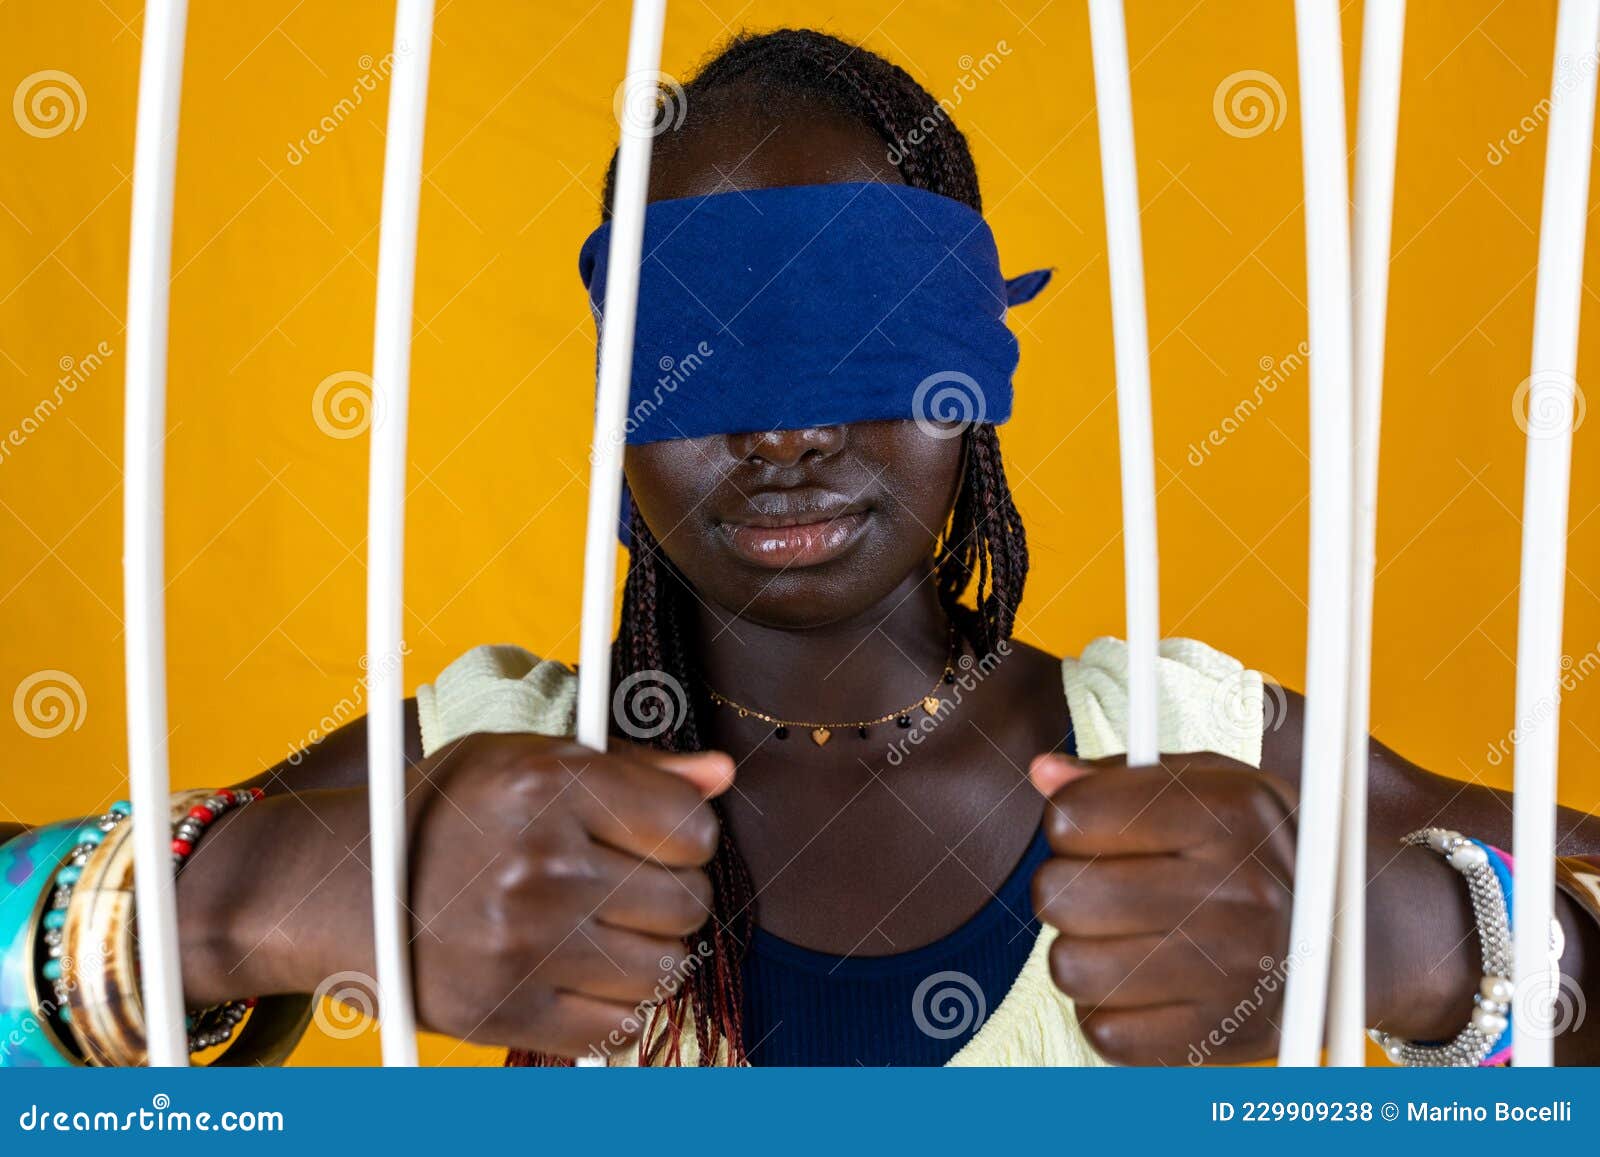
[0,821,86,1067]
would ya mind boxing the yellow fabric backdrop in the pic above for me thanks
[1,0,1597,1065]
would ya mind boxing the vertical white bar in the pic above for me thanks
[1512,0,1600,1069]
[1327,0,1405,1068]
[1085,0,1160,767]
[573,0,669,1067]
[366,0,435,1068]
[124,0,190,1069]
[1278,0,1357,1066]
[576,0,669,750]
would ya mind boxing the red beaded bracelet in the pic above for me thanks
[171,787,263,867]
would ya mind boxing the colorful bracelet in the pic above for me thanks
[1477,843,1516,1066]
[171,788,265,1051]
[58,790,261,1063]
[38,800,131,1046]
[1368,828,1513,1067]
[0,821,88,1066]
[3,797,313,1069]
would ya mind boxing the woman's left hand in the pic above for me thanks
[1029,752,1300,1065]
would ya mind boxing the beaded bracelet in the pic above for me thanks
[57,789,267,1063]
[0,822,88,1066]
[171,788,265,1051]
[1368,828,1513,1067]
[39,800,132,1045]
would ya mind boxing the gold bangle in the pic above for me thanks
[62,791,311,1066]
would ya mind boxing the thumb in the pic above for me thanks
[639,748,737,798]
[1029,752,1096,798]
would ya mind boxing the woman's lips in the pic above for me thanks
[719,510,870,568]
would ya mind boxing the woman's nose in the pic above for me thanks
[726,425,847,468]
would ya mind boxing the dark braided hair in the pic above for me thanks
[507,27,1028,1068]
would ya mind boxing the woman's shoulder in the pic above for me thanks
[415,644,576,757]
[1035,634,1265,767]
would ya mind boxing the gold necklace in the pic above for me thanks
[704,627,960,746]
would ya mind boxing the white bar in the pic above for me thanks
[1327,0,1405,1068]
[573,0,669,1066]
[575,0,669,749]
[1085,0,1161,767]
[366,0,434,1068]
[1279,0,1357,1066]
[1512,0,1600,1069]
[123,0,190,1069]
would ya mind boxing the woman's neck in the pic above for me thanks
[690,569,957,729]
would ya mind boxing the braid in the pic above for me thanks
[511,28,1028,1069]
[935,424,1028,655]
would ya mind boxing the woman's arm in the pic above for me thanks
[1262,687,1600,1063]
[3,710,732,1059]
[0,699,423,848]
[1261,687,1600,853]
[1030,687,1600,1065]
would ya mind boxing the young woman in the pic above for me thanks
[6,28,1600,1069]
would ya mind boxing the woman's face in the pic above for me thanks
[622,108,966,629]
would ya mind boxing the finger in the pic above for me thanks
[535,990,655,1060]
[549,924,692,1005]
[565,753,721,867]
[590,845,714,937]
[614,740,736,798]
[1028,753,1099,797]
[1048,932,1238,1009]
[1039,764,1227,857]
[1077,1002,1210,1067]
[1032,855,1237,937]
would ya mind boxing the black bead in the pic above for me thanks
[943,671,956,684]
[858,726,870,739]
[896,714,911,729]
[774,726,789,740]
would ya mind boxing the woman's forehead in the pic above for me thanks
[648,109,904,203]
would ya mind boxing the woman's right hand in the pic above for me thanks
[179,732,733,1059]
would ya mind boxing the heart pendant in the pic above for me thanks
[811,727,832,746]
[922,696,943,716]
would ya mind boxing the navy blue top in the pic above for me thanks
[740,725,1074,1067]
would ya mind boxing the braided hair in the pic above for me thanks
[508,27,1029,1068]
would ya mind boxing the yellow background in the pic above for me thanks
[2,1,1598,1065]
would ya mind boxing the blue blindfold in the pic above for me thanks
[577,182,1050,447]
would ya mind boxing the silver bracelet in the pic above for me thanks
[1368,828,1512,1067]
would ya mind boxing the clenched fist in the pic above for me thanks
[404,732,733,1056]
[1029,752,1299,1065]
